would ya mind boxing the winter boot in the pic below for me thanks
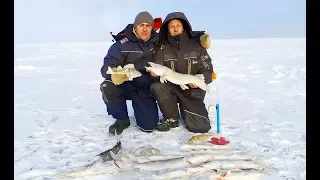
[156,118,180,131]
[109,118,130,135]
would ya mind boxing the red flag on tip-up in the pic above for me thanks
[208,137,230,145]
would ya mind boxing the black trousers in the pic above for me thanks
[150,82,211,133]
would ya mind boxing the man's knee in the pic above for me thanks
[100,80,122,104]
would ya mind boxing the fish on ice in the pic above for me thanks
[121,154,217,173]
[200,160,266,172]
[132,145,161,156]
[184,149,245,155]
[152,165,266,180]
[180,143,235,151]
[187,133,221,145]
[209,171,266,180]
[125,154,185,163]
[55,156,128,178]
[107,64,142,80]
[145,62,210,92]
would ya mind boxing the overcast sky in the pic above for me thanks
[14,0,306,43]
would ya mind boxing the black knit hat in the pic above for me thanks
[134,11,154,28]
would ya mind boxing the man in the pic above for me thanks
[100,11,159,135]
[148,12,215,133]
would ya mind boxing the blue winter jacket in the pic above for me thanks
[100,24,159,89]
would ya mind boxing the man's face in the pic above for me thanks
[168,19,184,36]
[135,23,153,41]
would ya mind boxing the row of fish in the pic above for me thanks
[56,134,273,179]
[56,153,268,179]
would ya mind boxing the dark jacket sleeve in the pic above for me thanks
[100,43,125,79]
[197,48,214,84]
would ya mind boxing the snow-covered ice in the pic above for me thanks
[14,38,306,180]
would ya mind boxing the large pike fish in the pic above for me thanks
[200,160,267,172]
[121,154,217,173]
[209,171,266,180]
[121,153,260,174]
[55,157,126,178]
[145,62,210,92]
[152,166,267,180]
[190,171,266,180]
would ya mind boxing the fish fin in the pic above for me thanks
[180,84,189,90]
[160,76,164,83]
[148,62,155,67]
[116,65,122,71]
[107,66,114,74]
[123,64,135,69]
[195,74,205,81]
[160,76,167,83]
[110,151,117,160]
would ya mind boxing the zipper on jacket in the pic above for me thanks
[187,59,191,74]
[171,61,175,72]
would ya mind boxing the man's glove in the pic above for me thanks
[200,33,211,49]
[111,68,129,85]
[111,74,129,85]
[212,72,217,80]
